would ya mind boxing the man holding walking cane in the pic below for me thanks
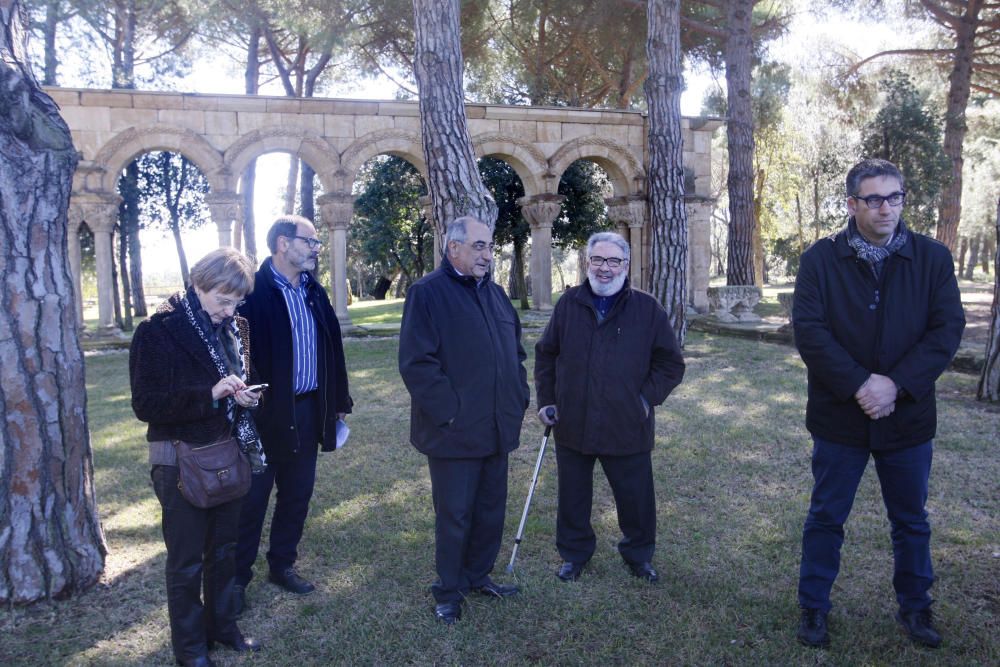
[535,231,685,583]
[399,215,530,625]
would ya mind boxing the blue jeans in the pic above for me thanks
[798,437,934,613]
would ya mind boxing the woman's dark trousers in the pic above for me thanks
[152,465,242,662]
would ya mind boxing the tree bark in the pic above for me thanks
[983,236,993,274]
[300,162,315,221]
[241,162,258,265]
[0,0,107,604]
[645,0,688,343]
[412,0,497,232]
[41,0,59,85]
[932,0,982,253]
[512,237,529,310]
[724,0,756,286]
[121,160,146,317]
[958,235,969,276]
[965,233,980,280]
[115,222,133,331]
[977,195,1000,401]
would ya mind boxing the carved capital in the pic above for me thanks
[71,192,121,233]
[205,192,242,228]
[317,192,354,230]
[517,194,565,229]
[605,196,646,228]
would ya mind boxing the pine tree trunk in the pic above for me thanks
[42,0,58,85]
[116,222,133,331]
[0,0,107,604]
[983,236,993,275]
[934,2,981,254]
[966,234,980,280]
[121,160,146,316]
[300,162,315,221]
[645,0,688,343]
[512,237,529,310]
[977,196,1000,401]
[959,236,969,276]
[241,161,258,265]
[724,0,756,286]
[284,158,299,215]
[412,0,497,232]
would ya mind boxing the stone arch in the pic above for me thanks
[223,127,340,191]
[338,129,426,193]
[91,124,227,193]
[472,133,547,197]
[547,136,644,197]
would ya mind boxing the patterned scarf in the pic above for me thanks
[847,217,909,277]
[180,290,267,473]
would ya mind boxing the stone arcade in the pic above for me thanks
[51,88,720,332]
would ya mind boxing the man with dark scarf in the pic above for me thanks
[792,159,965,650]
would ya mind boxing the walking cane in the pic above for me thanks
[506,407,556,574]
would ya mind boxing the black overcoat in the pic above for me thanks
[534,279,685,456]
[238,258,353,460]
[398,258,530,458]
[792,226,965,450]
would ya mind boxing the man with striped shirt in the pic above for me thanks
[235,215,353,613]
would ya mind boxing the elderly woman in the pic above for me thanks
[130,247,267,667]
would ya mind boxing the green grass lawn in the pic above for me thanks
[2,333,997,666]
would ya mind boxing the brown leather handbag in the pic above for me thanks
[174,436,251,508]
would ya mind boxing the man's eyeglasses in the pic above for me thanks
[851,191,906,210]
[290,235,323,249]
[215,295,245,310]
[589,256,626,268]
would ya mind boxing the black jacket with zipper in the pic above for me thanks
[792,224,964,450]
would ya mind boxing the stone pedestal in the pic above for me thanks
[518,194,565,311]
[706,285,762,323]
[317,192,354,329]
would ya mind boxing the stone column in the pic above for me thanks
[76,193,122,335]
[606,197,647,288]
[685,197,715,312]
[317,192,354,329]
[420,195,440,270]
[518,194,565,311]
[206,192,242,247]
[65,204,85,328]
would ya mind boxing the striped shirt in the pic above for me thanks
[269,264,318,395]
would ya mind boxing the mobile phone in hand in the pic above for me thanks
[244,383,269,393]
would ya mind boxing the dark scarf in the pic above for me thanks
[180,289,266,473]
[847,217,908,278]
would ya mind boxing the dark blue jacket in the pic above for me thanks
[398,258,530,458]
[239,258,353,460]
[793,226,964,450]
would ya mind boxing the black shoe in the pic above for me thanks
[797,608,830,647]
[269,568,315,595]
[208,634,262,653]
[233,584,247,617]
[176,656,216,667]
[474,580,519,598]
[626,561,659,582]
[896,608,942,648]
[434,601,462,625]
[557,561,585,582]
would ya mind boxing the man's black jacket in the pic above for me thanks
[398,257,530,459]
[239,257,353,460]
[534,279,685,456]
[792,226,964,450]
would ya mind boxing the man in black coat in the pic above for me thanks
[234,215,353,609]
[793,159,965,649]
[535,231,685,584]
[398,216,530,625]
